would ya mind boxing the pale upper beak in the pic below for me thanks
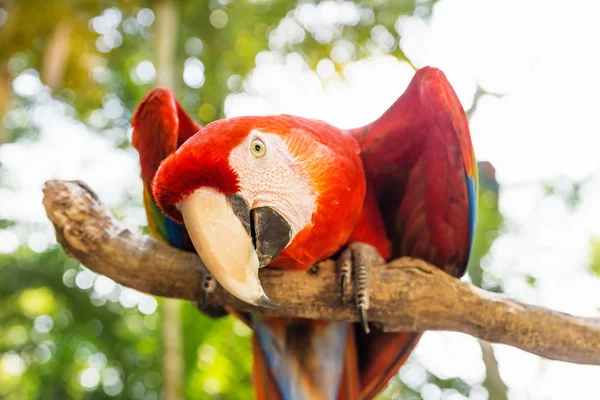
[180,187,292,308]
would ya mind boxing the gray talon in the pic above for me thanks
[192,265,228,318]
[308,262,321,275]
[337,243,382,334]
[340,277,347,304]
[354,248,370,334]
[359,306,370,334]
[201,290,210,309]
[200,265,217,309]
[337,250,352,305]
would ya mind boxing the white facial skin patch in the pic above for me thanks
[228,130,317,238]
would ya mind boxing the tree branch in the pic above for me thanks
[42,179,600,365]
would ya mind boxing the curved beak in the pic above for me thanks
[180,187,291,308]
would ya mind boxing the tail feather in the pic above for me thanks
[252,319,355,400]
[358,331,422,400]
[253,334,283,400]
[336,324,359,400]
[252,319,419,400]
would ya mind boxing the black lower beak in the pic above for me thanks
[227,195,292,268]
[251,207,292,267]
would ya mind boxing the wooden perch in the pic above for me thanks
[42,179,600,365]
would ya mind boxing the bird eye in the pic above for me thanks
[250,139,266,158]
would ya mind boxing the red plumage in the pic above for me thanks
[136,66,476,400]
[154,115,368,270]
[132,88,201,185]
[350,66,473,276]
[152,120,245,222]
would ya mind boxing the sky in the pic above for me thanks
[2,0,600,398]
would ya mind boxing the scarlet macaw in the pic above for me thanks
[132,66,477,400]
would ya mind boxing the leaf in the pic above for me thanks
[589,236,600,277]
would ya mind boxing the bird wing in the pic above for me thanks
[132,88,201,248]
[348,67,477,399]
[351,66,477,276]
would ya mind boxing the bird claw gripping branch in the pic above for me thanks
[192,265,229,318]
[199,264,217,309]
[338,242,384,334]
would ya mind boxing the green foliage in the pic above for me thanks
[467,162,503,291]
[588,237,600,278]
[542,178,586,210]
[0,219,16,229]
[0,247,257,399]
[181,304,253,399]
[0,248,162,399]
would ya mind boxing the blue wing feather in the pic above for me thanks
[144,185,187,249]
[466,175,477,247]
[165,217,185,248]
[466,157,480,259]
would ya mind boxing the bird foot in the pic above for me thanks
[200,265,217,309]
[193,265,228,317]
[337,242,384,334]
[308,260,325,275]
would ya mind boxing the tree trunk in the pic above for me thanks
[480,341,509,400]
[152,1,182,399]
[0,0,16,144]
[154,0,178,89]
[41,19,72,93]
[0,68,9,144]
[161,298,183,400]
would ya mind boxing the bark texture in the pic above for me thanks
[42,179,600,366]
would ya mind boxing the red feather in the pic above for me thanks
[344,66,475,397]
[132,88,201,185]
[141,67,475,400]
[154,115,367,266]
[350,66,472,276]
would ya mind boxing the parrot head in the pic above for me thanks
[153,115,365,308]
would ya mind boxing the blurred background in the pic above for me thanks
[1,0,600,399]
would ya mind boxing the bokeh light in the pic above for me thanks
[183,57,206,88]
[133,60,156,84]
